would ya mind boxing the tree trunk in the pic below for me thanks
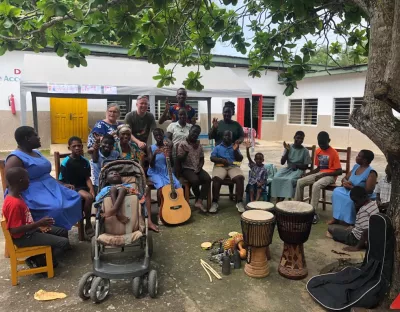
[350,0,400,305]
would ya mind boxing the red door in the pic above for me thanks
[237,98,245,126]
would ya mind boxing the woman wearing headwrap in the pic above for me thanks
[115,125,143,163]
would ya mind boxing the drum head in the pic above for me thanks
[241,210,274,222]
[246,201,275,210]
[275,201,313,214]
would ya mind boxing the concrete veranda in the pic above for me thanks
[0,141,388,312]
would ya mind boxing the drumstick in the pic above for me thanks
[200,261,213,282]
[201,259,222,279]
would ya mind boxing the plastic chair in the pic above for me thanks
[1,219,54,286]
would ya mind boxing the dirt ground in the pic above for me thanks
[0,141,388,312]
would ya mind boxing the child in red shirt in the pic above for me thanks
[3,167,70,269]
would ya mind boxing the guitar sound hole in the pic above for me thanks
[170,192,177,200]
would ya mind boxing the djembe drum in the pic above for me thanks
[245,201,275,260]
[246,201,275,212]
[241,210,275,278]
[275,201,314,280]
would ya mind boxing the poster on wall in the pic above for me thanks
[47,83,79,93]
[103,86,117,94]
[81,85,102,94]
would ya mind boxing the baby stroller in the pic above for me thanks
[78,160,158,303]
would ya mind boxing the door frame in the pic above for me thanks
[31,92,133,134]
[237,95,262,139]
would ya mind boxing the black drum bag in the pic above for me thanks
[306,213,394,311]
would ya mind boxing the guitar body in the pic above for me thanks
[160,184,191,225]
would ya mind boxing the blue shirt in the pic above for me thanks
[211,143,241,166]
[90,150,120,186]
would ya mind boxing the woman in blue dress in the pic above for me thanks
[146,128,181,228]
[329,150,377,225]
[87,103,121,150]
[5,126,82,231]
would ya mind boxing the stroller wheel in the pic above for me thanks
[132,277,143,298]
[78,272,96,300]
[90,277,110,303]
[148,270,158,298]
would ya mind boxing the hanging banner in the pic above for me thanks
[81,85,102,94]
[47,83,79,93]
[103,86,117,94]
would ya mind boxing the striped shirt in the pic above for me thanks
[352,201,379,240]
[374,176,391,204]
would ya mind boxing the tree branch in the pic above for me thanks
[0,0,125,41]
[373,0,400,113]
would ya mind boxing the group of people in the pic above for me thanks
[269,130,392,251]
[2,87,392,270]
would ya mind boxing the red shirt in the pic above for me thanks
[315,146,342,181]
[2,195,34,238]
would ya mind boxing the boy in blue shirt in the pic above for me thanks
[210,130,245,213]
[90,134,119,194]
[60,136,95,237]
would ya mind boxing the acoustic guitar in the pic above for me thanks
[160,156,191,225]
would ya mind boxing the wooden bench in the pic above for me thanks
[54,152,85,241]
[319,147,351,210]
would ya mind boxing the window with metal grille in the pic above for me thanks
[154,100,198,120]
[262,96,275,120]
[333,97,363,127]
[289,99,318,125]
[108,100,128,120]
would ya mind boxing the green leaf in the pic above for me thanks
[285,43,297,49]
[284,84,295,96]
[0,45,6,56]
[73,8,84,20]
[56,45,64,56]
[80,58,88,66]
[3,19,13,29]
[294,55,302,64]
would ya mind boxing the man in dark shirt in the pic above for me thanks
[209,105,244,146]
[124,95,157,151]
[159,88,196,125]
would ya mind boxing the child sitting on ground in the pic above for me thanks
[59,136,95,237]
[375,164,392,213]
[95,169,138,224]
[244,140,268,202]
[90,134,120,194]
[327,186,379,252]
[3,167,70,269]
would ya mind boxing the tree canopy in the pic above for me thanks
[0,0,369,95]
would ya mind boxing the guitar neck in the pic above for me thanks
[166,156,175,192]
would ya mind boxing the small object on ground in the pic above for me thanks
[233,249,241,269]
[228,231,239,237]
[232,233,243,244]
[223,238,235,251]
[200,259,222,280]
[390,293,400,310]
[201,242,212,250]
[34,289,67,301]
[313,214,319,224]
[237,241,247,259]
[222,255,231,275]
[201,261,213,282]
